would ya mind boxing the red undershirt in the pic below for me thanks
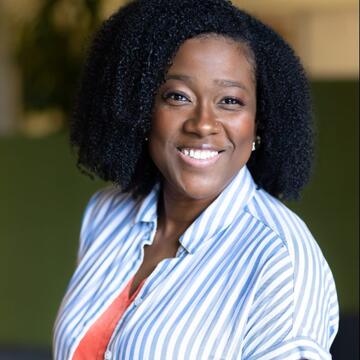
[73,275,147,360]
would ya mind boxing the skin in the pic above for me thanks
[129,35,257,297]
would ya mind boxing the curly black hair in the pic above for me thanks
[70,0,313,200]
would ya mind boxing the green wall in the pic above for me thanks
[0,81,358,346]
[288,80,359,315]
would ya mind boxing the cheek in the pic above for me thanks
[148,110,176,167]
[150,106,184,145]
[148,128,164,165]
[227,116,256,148]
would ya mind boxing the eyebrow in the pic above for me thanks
[213,79,248,92]
[165,74,192,82]
[164,74,249,92]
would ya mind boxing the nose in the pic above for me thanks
[183,102,220,137]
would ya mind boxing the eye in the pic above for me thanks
[162,91,190,104]
[220,97,245,107]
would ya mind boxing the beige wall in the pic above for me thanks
[233,0,357,13]
[235,2,359,79]
[2,0,359,80]
[0,1,21,135]
[299,10,359,78]
[101,0,359,79]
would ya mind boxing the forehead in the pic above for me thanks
[175,35,251,60]
[167,35,256,85]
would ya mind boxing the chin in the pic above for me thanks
[174,176,225,202]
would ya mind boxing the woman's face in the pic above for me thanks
[149,36,257,202]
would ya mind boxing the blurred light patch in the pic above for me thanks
[20,108,64,138]
[1,0,44,24]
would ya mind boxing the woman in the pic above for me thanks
[53,0,339,359]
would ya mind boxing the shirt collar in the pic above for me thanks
[134,166,256,253]
[179,166,256,253]
[134,183,160,224]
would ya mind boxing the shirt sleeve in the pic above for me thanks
[241,239,339,360]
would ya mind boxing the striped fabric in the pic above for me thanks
[72,275,147,359]
[53,166,339,360]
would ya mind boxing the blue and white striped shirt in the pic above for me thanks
[53,166,339,360]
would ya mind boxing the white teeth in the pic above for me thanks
[180,148,219,160]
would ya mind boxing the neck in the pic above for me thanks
[156,182,218,242]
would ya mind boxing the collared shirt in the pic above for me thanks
[53,166,339,360]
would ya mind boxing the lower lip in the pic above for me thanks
[177,149,222,168]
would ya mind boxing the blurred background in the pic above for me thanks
[0,0,358,359]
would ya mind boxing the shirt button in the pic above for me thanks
[104,350,112,359]
[134,297,143,306]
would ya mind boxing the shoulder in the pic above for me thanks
[77,186,139,261]
[241,188,339,354]
[81,186,136,229]
[244,187,337,297]
[244,187,324,268]
[246,188,310,242]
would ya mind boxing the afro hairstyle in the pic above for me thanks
[70,0,314,200]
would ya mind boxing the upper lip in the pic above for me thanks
[176,144,225,152]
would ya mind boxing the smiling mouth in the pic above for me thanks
[178,148,220,160]
[176,147,224,167]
